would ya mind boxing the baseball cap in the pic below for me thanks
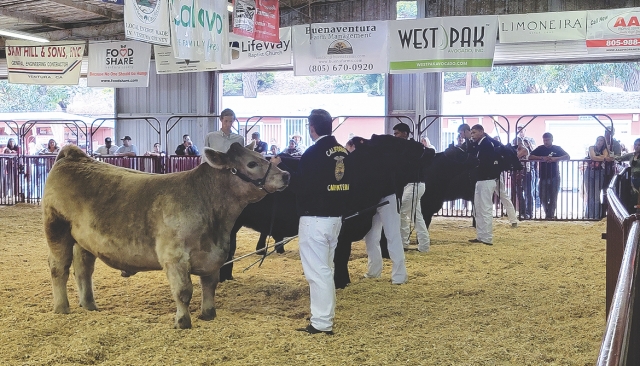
[105,137,112,142]
[121,136,132,141]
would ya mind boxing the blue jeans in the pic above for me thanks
[584,168,605,219]
[539,176,560,219]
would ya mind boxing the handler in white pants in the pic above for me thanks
[495,175,518,226]
[475,179,498,244]
[298,216,342,332]
[400,182,430,252]
[364,194,408,285]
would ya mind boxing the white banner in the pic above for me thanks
[388,15,498,74]
[170,0,229,63]
[124,0,171,46]
[87,41,151,88]
[5,40,85,85]
[292,21,388,76]
[499,11,586,43]
[154,45,221,74]
[222,27,291,70]
[587,8,640,54]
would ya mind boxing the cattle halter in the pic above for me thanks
[229,162,275,193]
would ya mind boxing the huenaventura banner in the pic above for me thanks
[154,45,221,74]
[388,15,498,73]
[124,0,171,46]
[87,41,151,88]
[498,11,586,43]
[292,21,388,76]
[5,40,85,85]
[223,27,291,70]
[587,8,640,54]
[169,0,229,63]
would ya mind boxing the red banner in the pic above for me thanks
[233,0,280,44]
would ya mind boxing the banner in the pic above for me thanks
[170,0,229,63]
[124,0,171,46]
[5,40,85,85]
[154,45,221,74]
[587,8,640,54]
[87,41,151,88]
[388,15,498,73]
[292,21,388,76]
[499,11,586,43]
[233,0,280,44]
[223,27,291,70]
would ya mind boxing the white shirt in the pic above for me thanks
[95,145,119,155]
[205,131,244,153]
[116,145,138,155]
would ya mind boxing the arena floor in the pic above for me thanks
[0,204,605,365]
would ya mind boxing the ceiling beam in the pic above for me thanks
[36,21,124,41]
[46,0,124,20]
[0,8,58,26]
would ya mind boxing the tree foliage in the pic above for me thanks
[396,1,418,19]
[223,72,276,96]
[332,74,385,95]
[0,81,85,112]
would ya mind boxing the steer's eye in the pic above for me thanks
[247,161,258,168]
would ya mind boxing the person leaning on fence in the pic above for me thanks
[94,137,118,156]
[175,134,199,156]
[271,109,351,335]
[145,142,166,157]
[205,108,244,153]
[283,139,303,157]
[3,138,19,154]
[614,138,640,210]
[528,132,570,220]
[115,136,138,157]
[269,144,280,155]
[584,136,614,219]
[513,138,533,219]
[39,139,60,155]
[251,132,268,155]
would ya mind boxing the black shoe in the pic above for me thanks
[468,239,492,246]
[296,324,334,335]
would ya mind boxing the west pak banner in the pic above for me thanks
[587,8,640,54]
[223,27,291,70]
[5,40,85,85]
[154,45,221,74]
[498,11,586,43]
[388,15,498,74]
[170,0,229,63]
[124,0,171,46]
[233,0,280,44]
[292,21,388,76]
[87,41,151,88]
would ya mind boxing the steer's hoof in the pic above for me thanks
[198,308,217,321]
[53,304,71,314]
[80,302,98,311]
[175,315,192,329]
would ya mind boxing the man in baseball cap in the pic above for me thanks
[115,135,138,156]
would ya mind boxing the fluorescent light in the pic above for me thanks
[227,3,233,12]
[0,29,49,43]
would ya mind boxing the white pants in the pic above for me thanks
[400,182,430,251]
[494,176,517,224]
[298,216,342,332]
[364,194,408,284]
[474,179,497,244]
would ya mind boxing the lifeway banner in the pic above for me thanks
[87,41,151,88]
[292,21,388,76]
[223,27,291,70]
[5,40,85,85]
[170,0,229,63]
[124,0,171,46]
[587,8,640,54]
[154,45,221,74]
[388,15,498,73]
[233,0,280,44]
[499,11,586,43]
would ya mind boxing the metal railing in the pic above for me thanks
[0,155,19,206]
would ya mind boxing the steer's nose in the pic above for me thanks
[282,172,290,185]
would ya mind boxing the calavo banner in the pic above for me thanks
[388,15,498,73]
[222,27,291,70]
[169,0,229,63]
[499,11,586,43]
[5,40,85,85]
[587,8,640,54]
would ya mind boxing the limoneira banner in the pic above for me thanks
[388,15,498,74]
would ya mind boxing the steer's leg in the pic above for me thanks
[73,245,98,311]
[44,213,74,314]
[198,271,220,321]
[164,257,194,329]
[333,238,352,289]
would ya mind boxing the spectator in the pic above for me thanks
[584,136,612,219]
[205,108,244,152]
[251,132,268,155]
[421,136,435,151]
[3,138,19,154]
[269,144,280,155]
[528,132,570,220]
[39,139,60,155]
[283,139,303,157]
[514,138,533,219]
[94,137,118,156]
[145,142,166,157]
[175,134,199,156]
[605,127,622,157]
[615,138,640,209]
[115,136,138,156]
[291,132,306,152]
[517,125,540,209]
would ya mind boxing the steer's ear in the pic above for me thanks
[245,140,256,150]
[203,147,229,170]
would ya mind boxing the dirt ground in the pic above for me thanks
[0,204,605,366]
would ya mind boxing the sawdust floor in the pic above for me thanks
[0,204,605,366]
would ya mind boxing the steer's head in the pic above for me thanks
[203,143,290,198]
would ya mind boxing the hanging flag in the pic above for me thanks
[5,40,85,85]
[223,27,291,70]
[87,41,151,88]
[587,8,640,54]
[154,45,222,74]
[233,0,280,44]
[170,0,229,63]
[124,0,171,46]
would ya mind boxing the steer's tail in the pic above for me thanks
[55,144,88,162]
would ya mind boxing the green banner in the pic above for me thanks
[390,58,494,71]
